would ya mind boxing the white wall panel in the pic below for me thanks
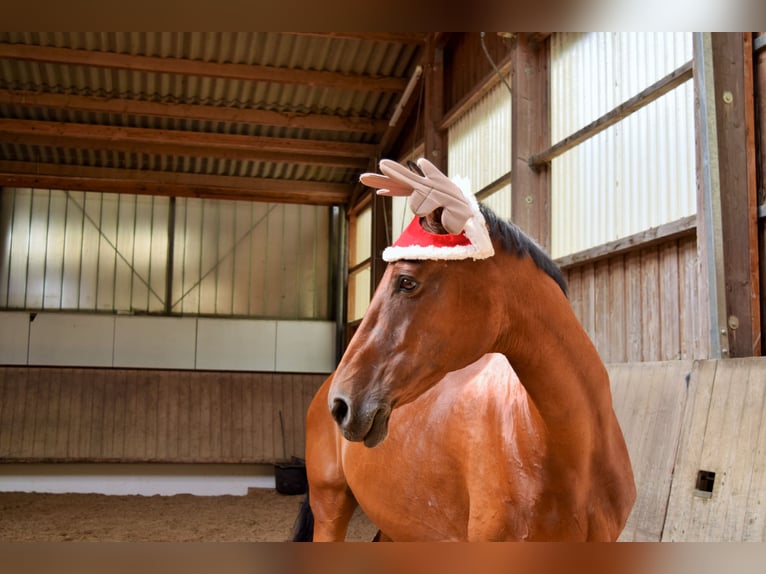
[0,311,30,365]
[113,316,196,370]
[550,33,695,258]
[196,318,277,372]
[275,320,335,373]
[2,311,334,373]
[28,313,114,367]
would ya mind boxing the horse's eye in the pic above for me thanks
[398,276,418,293]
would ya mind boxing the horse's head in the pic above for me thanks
[328,158,506,447]
[329,252,505,447]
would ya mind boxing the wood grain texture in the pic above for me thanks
[0,368,324,463]
[608,361,692,541]
[562,234,705,363]
[663,358,766,541]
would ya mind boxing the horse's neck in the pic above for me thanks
[494,255,612,440]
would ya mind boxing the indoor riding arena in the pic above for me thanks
[1,32,766,542]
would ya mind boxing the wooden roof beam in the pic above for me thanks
[0,160,351,205]
[285,32,426,45]
[0,119,375,168]
[0,89,388,134]
[0,43,408,92]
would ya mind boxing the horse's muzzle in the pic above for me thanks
[329,394,391,448]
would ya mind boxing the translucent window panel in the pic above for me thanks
[448,78,513,221]
[350,207,372,266]
[171,198,330,319]
[549,32,696,258]
[348,265,371,322]
[0,188,168,313]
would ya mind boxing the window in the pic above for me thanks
[347,205,372,322]
[0,188,331,320]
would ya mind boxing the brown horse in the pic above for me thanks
[294,204,635,541]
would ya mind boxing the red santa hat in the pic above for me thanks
[360,158,494,262]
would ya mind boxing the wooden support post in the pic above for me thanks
[693,33,761,358]
[423,35,446,171]
[371,191,392,291]
[511,33,551,251]
[756,33,766,355]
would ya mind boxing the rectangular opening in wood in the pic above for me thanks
[694,469,716,498]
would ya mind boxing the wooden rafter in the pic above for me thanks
[0,89,388,134]
[0,160,350,205]
[0,119,375,168]
[285,32,426,45]
[0,43,408,92]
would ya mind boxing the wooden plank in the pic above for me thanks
[177,376,191,459]
[555,215,696,270]
[608,360,692,541]
[511,33,551,249]
[608,256,627,363]
[664,358,766,541]
[53,369,69,456]
[0,161,351,206]
[659,242,681,360]
[0,119,373,167]
[0,43,408,93]
[678,238,692,359]
[662,359,718,541]
[694,33,728,359]
[287,32,426,44]
[423,36,446,171]
[625,251,643,362]
[265,374,277,460]
[566,267,583,325]
[710,34,761,357]
[0,88,387,134]
[743,362,766,539]
[593,260,610,361]
[714,360,763,539]
[640,249,661,361]
[580,264,596,345]
[25,369,41,457]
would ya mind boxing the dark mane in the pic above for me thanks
[479,204,568,296]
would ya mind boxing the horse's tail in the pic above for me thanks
[292,493,314,542]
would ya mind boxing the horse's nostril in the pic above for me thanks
[331,397,350,427]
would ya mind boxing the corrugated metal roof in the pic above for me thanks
[0,32,426,204]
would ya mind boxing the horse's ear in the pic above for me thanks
[422,208,450,235]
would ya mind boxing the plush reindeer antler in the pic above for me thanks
[360,158,474,235]
[360,158,494,262]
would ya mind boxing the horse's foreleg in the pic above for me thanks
[305,373,358,541]
[308,484,358,542]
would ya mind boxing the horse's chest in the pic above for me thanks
[340,384,541,541]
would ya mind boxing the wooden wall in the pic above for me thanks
[609,360,692,541]
[562,233,709,363]
[663,358,766,541]
[609,357,766,542]
[0,367,324,463]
